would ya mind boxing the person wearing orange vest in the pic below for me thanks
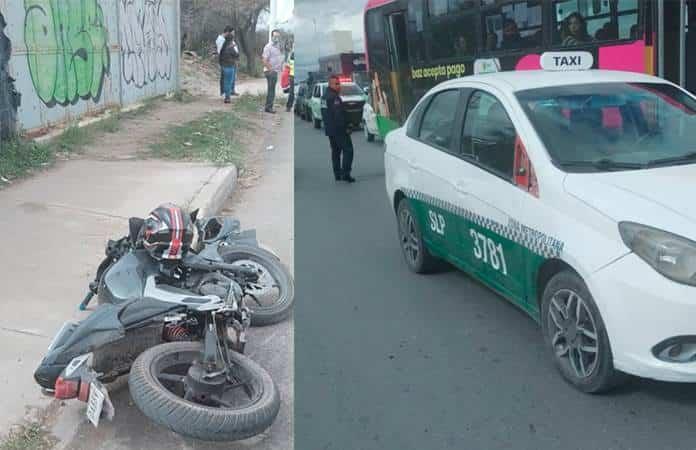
[285,51,295,112]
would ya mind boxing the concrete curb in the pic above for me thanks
[188,165,238,218]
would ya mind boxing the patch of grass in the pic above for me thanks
[149,109,246,166]
[147,90,267,166]
[0,421,53,450]
[96,114,121,133]
[50,124,94,154]
[0,94,168,185]
[0,138,53,183]
[118,97,160,120]
[235,93,266,114]
[168,89,196,103]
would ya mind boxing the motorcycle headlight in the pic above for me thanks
[619,222,696,286]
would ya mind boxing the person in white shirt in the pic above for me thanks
[261,29,284,113]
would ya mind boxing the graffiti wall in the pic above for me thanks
[0,0,179,138]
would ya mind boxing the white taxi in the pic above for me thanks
[385,52,696,393]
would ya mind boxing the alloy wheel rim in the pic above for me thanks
[547,289,600,379]
[398,208,419,265]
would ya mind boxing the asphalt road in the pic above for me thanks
[294,118,696,450]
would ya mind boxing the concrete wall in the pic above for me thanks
[0,0,180,138]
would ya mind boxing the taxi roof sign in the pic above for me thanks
[540,51,593,71]
[474,58,501,75]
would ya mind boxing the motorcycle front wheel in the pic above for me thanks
[219,245,295,326]
[128,342,280,442]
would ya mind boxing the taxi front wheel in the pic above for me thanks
[396,198,440,274]
[541,271,627,394]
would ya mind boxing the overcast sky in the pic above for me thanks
[292,0,368,80]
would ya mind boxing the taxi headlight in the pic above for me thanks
[619,222,696,286]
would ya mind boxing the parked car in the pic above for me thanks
[362,92,379,142]
[308,81,367,131]
[294,81,308,117]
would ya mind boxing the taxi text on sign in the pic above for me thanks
[540,52,594,71]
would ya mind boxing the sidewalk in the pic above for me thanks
[0,77,276,440]
[52,101,294,450]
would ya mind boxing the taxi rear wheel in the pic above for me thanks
[541,271,626,394]
[396,198,439,274]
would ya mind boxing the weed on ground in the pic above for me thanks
[0,95,167,186]
[0,421,54,450]
[148,93,264,166]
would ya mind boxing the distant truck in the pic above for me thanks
[318,53,366,79]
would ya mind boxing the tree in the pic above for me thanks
[181,0,269,75]
[233,0,268,74]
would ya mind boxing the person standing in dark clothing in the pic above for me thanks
[322,75,355,183]
[216,26,233,96]
[219,32,240,103]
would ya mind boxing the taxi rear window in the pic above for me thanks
[516,83,696,172]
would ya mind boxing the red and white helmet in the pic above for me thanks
[141,204,194,261]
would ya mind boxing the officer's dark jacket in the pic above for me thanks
[321,87,346,137]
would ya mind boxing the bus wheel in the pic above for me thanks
[541,271,627,394]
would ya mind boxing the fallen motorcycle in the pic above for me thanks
[34,207,289,441]
[80,213,295,326]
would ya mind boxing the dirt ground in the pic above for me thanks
[76,53,269,162]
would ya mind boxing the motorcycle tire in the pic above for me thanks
[128,342,280,442]
[219,245,295,327]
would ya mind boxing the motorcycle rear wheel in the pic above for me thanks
[128,342,280,442]
[219,245,295,326]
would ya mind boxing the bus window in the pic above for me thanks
[408,0,427,62]
[387,12,409,71]
[428,0,448,16]
[481,1,543,52]
[428,0,476,16]
[553,0,639,47]
[366,9,388,72]
[430,13,478,60]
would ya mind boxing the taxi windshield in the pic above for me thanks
[340,84,363,96]
[516,83,696,172]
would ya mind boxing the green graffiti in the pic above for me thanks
[24,0,110,107]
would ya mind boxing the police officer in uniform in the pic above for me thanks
[321,75,356,183]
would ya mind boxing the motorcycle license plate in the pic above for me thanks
[86,382,105,427]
